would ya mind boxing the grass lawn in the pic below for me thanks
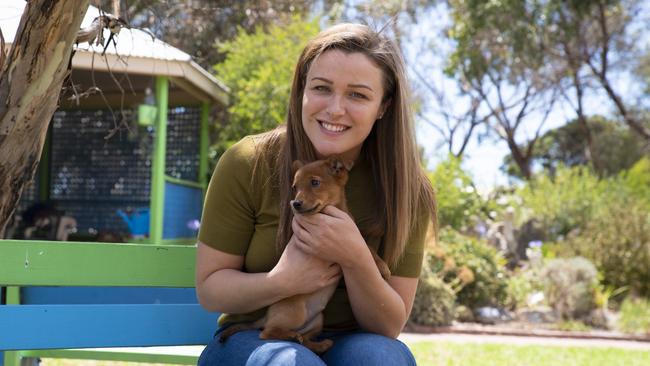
[410,341,650,366]
[37,341,650,366]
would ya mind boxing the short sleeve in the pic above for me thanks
[198,137,257,255]
[390,208,431,278]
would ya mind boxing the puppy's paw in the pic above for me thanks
[306,338,334,354]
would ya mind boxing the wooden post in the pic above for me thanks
[149,76,168,244]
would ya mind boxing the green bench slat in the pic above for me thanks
[0,240,196,287]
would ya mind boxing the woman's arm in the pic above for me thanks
[292,206,417,338]
[340,252,417,338]
[195,240,342,314]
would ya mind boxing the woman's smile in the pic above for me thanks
[318,120,350,134]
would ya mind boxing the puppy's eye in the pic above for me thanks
[311,179,320,187]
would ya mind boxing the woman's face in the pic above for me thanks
[301,50,386,162]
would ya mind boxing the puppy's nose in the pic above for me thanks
[291,200,302,209]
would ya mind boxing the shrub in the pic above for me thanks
[540,257,598,320]
[410,271,456,327]
[428,155,492,231]
[432,228,509,308]
[504,268,544,310]
[617,297,650,335]
[562,197,650,297]
[622,156,650,209]
[211,17,320,160]
[517,165,607,240]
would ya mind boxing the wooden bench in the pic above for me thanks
[0,240,219,366]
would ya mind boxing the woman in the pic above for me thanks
[196,23,436,366]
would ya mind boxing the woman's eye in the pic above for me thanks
[313,85,329,92]
[350,92,368,99]
[311,179,320,187]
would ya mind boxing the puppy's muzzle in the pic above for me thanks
[290,200,319,215]
[291,200,303,210]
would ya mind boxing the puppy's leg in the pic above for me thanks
[300,313,333,354]
[260,298,309,343]
[259,326,304,344]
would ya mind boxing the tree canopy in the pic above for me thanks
[211,17,320,159]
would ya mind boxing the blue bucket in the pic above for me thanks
[117,208,150,237]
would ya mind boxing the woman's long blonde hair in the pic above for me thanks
[257,23,436,268]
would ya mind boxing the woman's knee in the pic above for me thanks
[198,330,325,366]
[322,333,416,366]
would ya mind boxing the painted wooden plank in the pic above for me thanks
[0,240,196,287]
[0,304,218,350]
[21,287,199,305]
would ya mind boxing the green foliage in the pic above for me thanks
[410,270,456,327]
[504,116,648,179]
[504,268,543,310]
[540,257,599,320]
[212,17,320,158]
[622,157,650,209]
[517,165,608,239]
[520,162,650,297]
[433,228,508,308]
[561,195,650,297]
[428,155,489,230]
[445,0,545,80]
[617,297,650,335]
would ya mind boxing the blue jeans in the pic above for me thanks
[197,328,417,366]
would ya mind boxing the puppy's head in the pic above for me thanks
[290,156,353,215]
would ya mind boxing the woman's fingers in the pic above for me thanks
[293,236,314,255]
[291,218,311,243]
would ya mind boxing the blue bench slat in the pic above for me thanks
[21,287,199,304]
[0,304,218,350]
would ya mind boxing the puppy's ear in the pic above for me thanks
[342,159,354,171]
[292,160,304,175]
[326,156,353,175]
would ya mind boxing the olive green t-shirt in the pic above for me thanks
[198,135,430,330]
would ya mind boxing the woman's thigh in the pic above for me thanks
[321,332,416,366]
[198,329,326,366]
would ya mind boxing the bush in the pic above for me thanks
[562,197,650,297]
[504,268,544,310]
[432,228,509,308]
[622,156,650,210]
[540,257,598,320]
[517,165,607,240]
[410,272,456,327]
[617,297,650,335]
[428,155,492,231]
[211,17,320,160]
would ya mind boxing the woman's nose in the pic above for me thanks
[326,95,345,118]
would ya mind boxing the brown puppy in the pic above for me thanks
[218,156,390,353]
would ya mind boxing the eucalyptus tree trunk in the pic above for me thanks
[0,0,90,236]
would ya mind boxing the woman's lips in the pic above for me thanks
[318,120,349,133]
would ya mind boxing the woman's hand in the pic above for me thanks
[268,236,342,297]
[292,205,366,268]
